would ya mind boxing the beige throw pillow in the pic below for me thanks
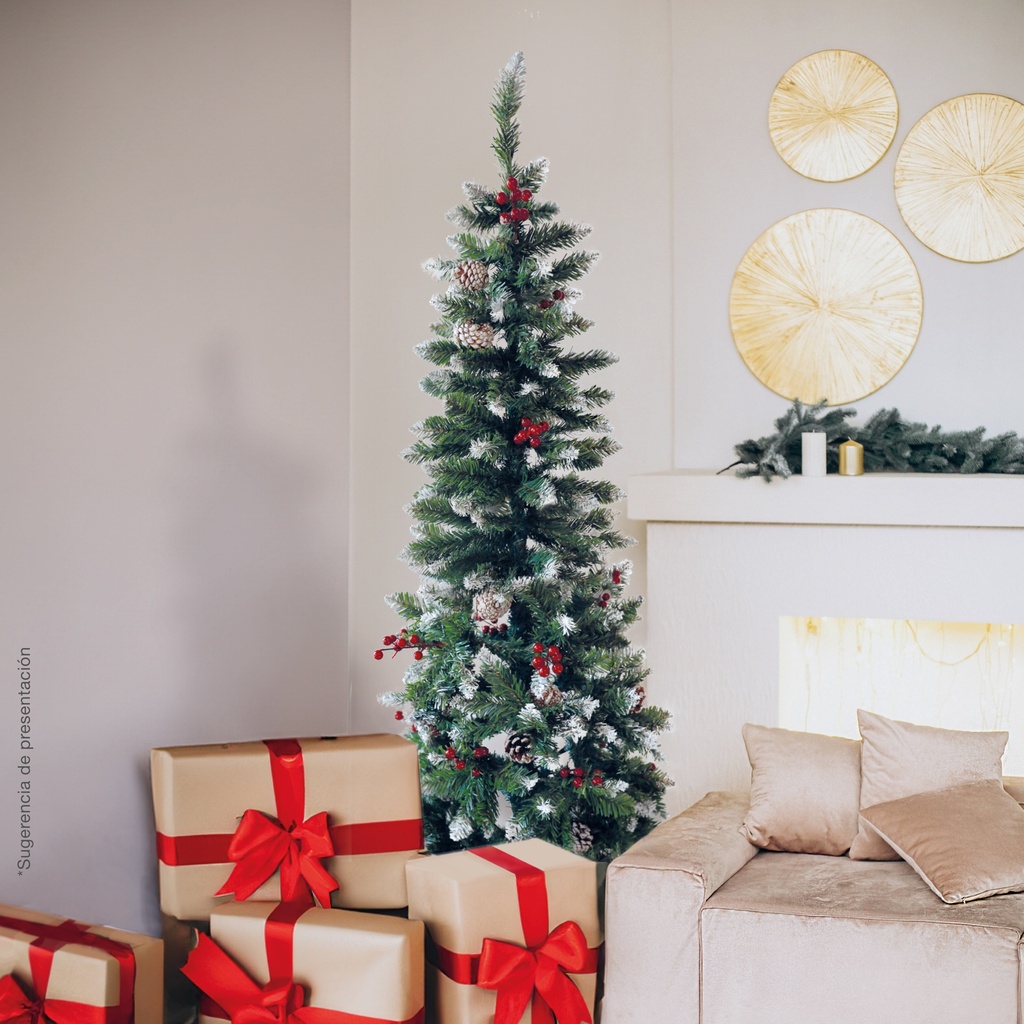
[740,723,861,856]
[849,710,1008,860]
[1004,776,1024,805]
[860,780,1024,903]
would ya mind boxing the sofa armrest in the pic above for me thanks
[601,791,756,1024]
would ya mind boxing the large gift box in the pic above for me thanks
[151,734,424,919]
[0,903,162,1024]
[406,838,603,1024]
[184,902,425,1024]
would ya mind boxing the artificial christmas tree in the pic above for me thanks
[377,53,669,862]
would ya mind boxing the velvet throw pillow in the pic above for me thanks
[860,780,1024,903]
[849,710,1008,861]
[1004,776,1024,806]
[740,723,861,856]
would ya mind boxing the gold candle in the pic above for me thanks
[838,439,864,476]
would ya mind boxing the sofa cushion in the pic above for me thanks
[849,709,1007,860]
[700,850,1024,1024]
[860,779,1024,903]
[1003,775,1024,805]
[740,723,860,855]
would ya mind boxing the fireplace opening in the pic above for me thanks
[779,617,1023,773]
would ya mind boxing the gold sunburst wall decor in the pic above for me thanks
[769,49,899,181]
[730,209,923,405]
[894,93,1024,263]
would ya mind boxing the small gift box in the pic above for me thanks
[0,903,162,1024]
[406,839,602,1024]
[150,734,424,920]
[184,902,424,1024]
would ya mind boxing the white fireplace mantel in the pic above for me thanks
[628,470,1024,815]
[628,470,1024,529]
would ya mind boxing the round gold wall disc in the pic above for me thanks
[769,50,898,181]
[894,93,1024,262]
[730,209,923,405]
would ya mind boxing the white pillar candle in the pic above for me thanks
[801,431,827,476]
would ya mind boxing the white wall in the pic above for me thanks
[673,0,1024,468]
[348,0,675,729]
[0,0,350,935]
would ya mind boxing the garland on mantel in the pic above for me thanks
[722,401,1024,482]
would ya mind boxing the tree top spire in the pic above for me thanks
[491,52,526,175]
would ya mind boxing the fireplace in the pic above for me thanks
[778,616,1022,769]
[628,470,1024,814]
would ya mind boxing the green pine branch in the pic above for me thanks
[727,401,1024,481]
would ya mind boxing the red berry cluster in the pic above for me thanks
[479,622,509,636]
[538,290,565,310]
[598,570,623,608]
[443,746,467,771]
[373,629,441,661]
[496,176,531,224]
[531,642,563,677]
[514,417,550,448]
[558,765,603,789]
[443,744,489,777]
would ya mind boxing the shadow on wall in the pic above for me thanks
[170,342,345,745]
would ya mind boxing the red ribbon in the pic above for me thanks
[213,808,338,908]
[156,740,425,907]
[0,973,114,1024]
[0,914,137,1024]
[0,975,42,1024]
[477,921,593,1024]
[183,933,318,1023]
[157,820,424,865]
[182,906,424,1024]
[212,740,338,908]
[430,847,597,1024]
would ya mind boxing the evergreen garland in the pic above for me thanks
[376,53,669,861]
[725,401,1024,481]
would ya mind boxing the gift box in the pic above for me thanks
[184,902,424,1024]
[406,839,603,1024]
[151,734,424,921]
[0,903,162,1024]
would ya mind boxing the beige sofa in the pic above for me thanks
[602,779,1024,1024]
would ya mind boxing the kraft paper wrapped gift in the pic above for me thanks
[150,734,424,920]
[406,838,602,1024]
[184,902,424,1024]
[0,903,162,1024]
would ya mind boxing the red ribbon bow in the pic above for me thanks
[0,915,135,1024]
[0,973,113,1024]
[231,976,307,1024]
[183,933,311,1024]
[476,920,593,1024]
[213,740,339,908]
[0,975,42,1024]
[214,808,338,908]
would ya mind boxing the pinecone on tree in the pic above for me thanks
[454,259,489,291]
[454,321,494,349]
[473,590,512,623]
[505,731,534,764]
[534,682,563,707]
[630,684,647,713]
[571,820,594,854]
